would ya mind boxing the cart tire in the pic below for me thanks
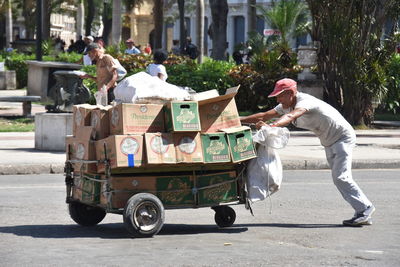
[123,193,165,238]
[213,206,236,228]
[68,202,106,226]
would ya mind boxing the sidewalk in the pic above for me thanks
[0,129,399,175]
[1,89,400,175]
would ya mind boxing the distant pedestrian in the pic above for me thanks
[184,37,199,60]
[125,39,141,55]
[144,43,152,55]
[171,39,180,55]
[147,49,168,81]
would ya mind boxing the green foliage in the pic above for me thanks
[55,52,82,63]
[81,65,97,105]
[167,57,235,93]
[383,54,400,114]
[4,52,35,88]
[228,49,300,112]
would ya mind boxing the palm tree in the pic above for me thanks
[257,0,309,51]
[247,0,257,34]
[153,0,164,49]
[5,0,13,46]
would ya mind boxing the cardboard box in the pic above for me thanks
[100,175,194,209]
[72,173,103,204]
[197,86,241,133]
[174,132,204,163]
[164,101,201,132]
[201,133,231,163]
[221,126,257,163]
[110,103,164,135]
[96,134,144,172]
[90,106,112,140]
[196,171,238,205]
[145,133,176,164]
[72,104,99,136]
[65,134,97,173]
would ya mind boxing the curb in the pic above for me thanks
[1,160,400,175]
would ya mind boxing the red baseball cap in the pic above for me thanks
[268,78,297,97]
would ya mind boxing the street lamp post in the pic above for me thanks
[36,0,43,61]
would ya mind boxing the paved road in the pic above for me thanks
[0,170,399,266]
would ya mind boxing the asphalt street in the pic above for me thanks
[0,169,399,266]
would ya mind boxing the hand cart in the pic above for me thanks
[64,157,249,238]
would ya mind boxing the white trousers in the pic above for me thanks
[325,137,373,213]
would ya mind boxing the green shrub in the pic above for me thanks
[81,65,97,104]
[4,52,35,88]
[382,53,400,114]
[55,52,82,63]
[228,49,300,112]
[167,57,235,93]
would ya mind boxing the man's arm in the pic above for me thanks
[257,107,307,128]
[240,109,280,124]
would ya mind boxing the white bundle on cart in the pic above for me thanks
[246,126,290,203]
[113,71,192,103]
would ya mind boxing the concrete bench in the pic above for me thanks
[0,96,41,116]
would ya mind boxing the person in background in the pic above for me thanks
[125,39,141,55]
[147,49,168,81]
[144,43,152,55]
[74,36,86,53]
[241,78,375,227]
[82,36,94,65]
[171,39,180,55]
[79,43,118,104]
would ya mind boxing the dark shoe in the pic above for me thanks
[343,205,375,226]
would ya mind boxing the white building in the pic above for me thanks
[166,0,309,56]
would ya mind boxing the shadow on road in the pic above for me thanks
[0,222,343,239]
[233,223,343,228]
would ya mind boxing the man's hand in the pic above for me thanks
[255,121,268,129]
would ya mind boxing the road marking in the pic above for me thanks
[365,250,384,254]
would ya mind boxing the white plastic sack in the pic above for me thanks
[94,85,108,106]
[113,72,191,103]
[246,126,290,203]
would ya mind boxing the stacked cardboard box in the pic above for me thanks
[67,86,256,205]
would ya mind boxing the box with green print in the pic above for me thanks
[164,101,201,132]
[201,133,231,163]
[220,126,256,163]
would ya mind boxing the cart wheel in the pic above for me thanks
[213,206,236,228]
[69,202,106,226]
[123,193,165,238]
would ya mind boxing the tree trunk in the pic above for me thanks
[85,0,95,36]
[209,0,228,60]
[247,0,256,34]
[153,0,164,49]
[5,0,13,46]
[111,0,122,46]
[102,2,112,45]
[178,0,185,53]
[42,0,50,40]
[76,0,84,39]
[23,0,36,38]
[196,0,204,63]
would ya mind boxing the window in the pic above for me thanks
[234,16,245,46]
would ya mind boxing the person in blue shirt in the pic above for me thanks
[125,39,141,55]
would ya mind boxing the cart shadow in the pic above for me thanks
[0,223,247,239]
[0,222,342,239]
[158,224,248,235]
[0,223,130,239]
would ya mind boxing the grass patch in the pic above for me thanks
[0,117,35,132]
